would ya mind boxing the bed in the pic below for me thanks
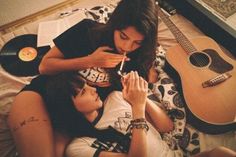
[0,0,235,156]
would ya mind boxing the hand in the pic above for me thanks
[122,71,148,110]
[88,46,129,68]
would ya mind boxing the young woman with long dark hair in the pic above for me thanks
[7,0,159,157]
[44,71,236,157]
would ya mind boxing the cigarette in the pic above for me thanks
[118,52,126,76]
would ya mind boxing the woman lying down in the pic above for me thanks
[44,71,236,157]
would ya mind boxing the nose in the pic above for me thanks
[122,41,133,52]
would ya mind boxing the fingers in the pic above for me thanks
[99,46,130,60]
[130,71,137,90]
[92,46,131,68]
[123,71,135,89]
[100,47,127,64]
[99,46,114,52]
[124,57,130,61]
[140,77,148,92]
[122,71,148,108]
[139,76,144,90]
[123,71,148,91]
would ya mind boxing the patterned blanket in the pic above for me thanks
[148,46,200,156]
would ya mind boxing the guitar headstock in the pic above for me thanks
[155,0,176,15]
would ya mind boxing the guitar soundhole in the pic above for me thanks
[189,52,210,68]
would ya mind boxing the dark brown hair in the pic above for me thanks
[44,72,130,148]
[91,0,158,84]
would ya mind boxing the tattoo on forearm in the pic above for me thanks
[11,116,48,132]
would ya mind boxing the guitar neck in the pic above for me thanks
[157,6,197,54]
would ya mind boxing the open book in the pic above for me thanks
[37,10,87,47]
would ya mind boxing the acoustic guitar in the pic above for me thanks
[157,6,236,134]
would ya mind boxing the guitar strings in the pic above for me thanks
[182,41,208,67]
[158,4,208,68]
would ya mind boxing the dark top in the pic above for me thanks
[54,19,99,58]
[22,19,116,100]
[22,18,145,101]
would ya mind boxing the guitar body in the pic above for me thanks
[166,36,236,133]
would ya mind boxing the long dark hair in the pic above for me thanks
[44,72,128,145]
[90,0,158,84]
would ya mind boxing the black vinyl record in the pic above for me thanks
[0,34,50,76]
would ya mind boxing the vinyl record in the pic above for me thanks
[0,34,50,76]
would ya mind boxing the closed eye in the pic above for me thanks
[120,31,143,44]
[119,30,143,47]
[120,31,128,40]
[134,41,142,46]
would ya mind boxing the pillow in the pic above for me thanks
[85,5,115,23]
[149,45,200,155]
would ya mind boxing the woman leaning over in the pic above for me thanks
[7,0,159,157]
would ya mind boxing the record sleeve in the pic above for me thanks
[0,34,50,76]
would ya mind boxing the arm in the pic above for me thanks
[145,98,174,133]
[39,46,126,75]
[124,71,148,157]
[148,65,158,83]
[39,46,92,75]
[99,71,148,157]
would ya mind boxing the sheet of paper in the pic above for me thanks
[37,19,63,47]
[37,10,87,47]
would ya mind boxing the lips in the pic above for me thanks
[117,48,124,54]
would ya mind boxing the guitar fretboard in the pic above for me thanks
[158,6,197,54]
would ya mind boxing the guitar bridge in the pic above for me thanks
[202,73,232,88]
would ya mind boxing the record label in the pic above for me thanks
[0,34,50,76]
[18,47,37,62]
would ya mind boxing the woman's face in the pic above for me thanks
[72,84,103,113]
[114,26,144,55]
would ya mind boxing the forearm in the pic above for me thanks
[121,71,148,157]
[145,98,174,133]
[39,55,92,75]
[39,46,95,75]
[98,109,148,157]
[127,108,147,157]
[128,129,147,157]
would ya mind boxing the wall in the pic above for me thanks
[0,0,66,27]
